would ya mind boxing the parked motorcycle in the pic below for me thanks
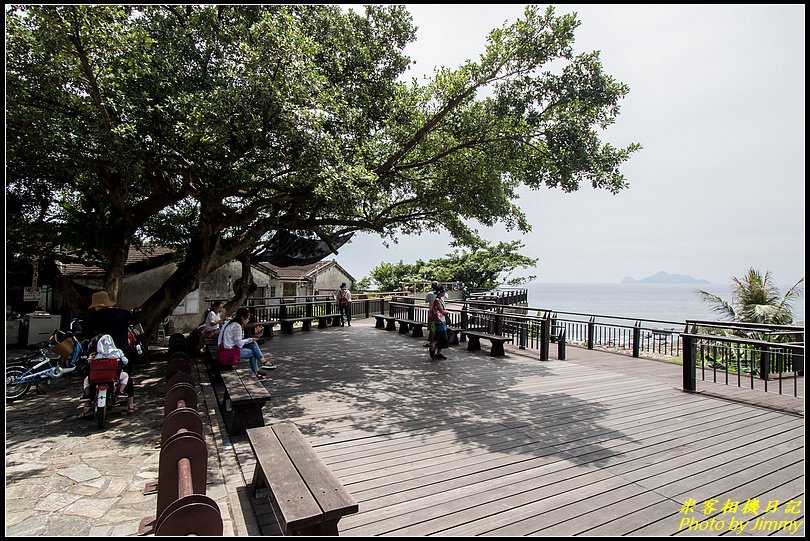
[87,355,123,430]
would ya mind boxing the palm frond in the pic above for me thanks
[698,290,736,321]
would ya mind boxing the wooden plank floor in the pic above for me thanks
[229,321,805,536]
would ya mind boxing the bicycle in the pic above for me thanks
[6,319,88,402]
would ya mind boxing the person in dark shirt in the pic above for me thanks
[83,290,137,415]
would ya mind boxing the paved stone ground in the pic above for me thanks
[4,347,250,537]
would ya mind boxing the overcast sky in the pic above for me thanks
[337,4,805,286]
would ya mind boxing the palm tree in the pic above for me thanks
[699,268,804,325]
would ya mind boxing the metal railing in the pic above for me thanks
[682,332,804,397]
[459,300,685,359]
[231,297,389,324]
[467,288,529,306]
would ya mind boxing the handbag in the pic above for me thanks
[217,343,240,367]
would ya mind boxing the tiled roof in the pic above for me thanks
[59,246,175,276]
[254,260,335,281]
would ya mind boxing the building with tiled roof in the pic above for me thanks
[58,249,356,333]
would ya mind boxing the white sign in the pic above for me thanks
[23,287,41,302]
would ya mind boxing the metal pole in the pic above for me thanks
[540,317,550,361]
[682,334,696,393]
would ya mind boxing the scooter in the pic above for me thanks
[87,356,123,430]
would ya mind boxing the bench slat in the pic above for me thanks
[222,370,271,404]
[464,331,511,342]
[246,427,324,532]
[272,423,359,520]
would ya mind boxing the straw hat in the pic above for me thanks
[89,290,116,309]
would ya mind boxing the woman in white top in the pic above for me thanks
[204,301,224,339]
[218,307,270,380]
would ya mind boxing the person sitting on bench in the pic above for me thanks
[220,307,276,379]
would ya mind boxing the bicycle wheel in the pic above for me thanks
[6,365,31,401]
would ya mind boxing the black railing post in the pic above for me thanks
[305,302,312,317]
[759,345,770,381]
[540,317,550,361]
[682,334,696,393]
[632,321,641,358]
[494,309,503,336]
[461,304,468,330]
[279,302,287,321]
[407,297,414,321]
[365,299,370,318]
[519,322,528,350]
[557,328,566,360]
[587,317,595,350]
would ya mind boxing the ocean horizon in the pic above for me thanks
[520,282,805,325]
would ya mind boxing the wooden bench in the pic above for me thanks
[315,314,341,328]
[280,317,316,334]
[463,331,512,357]
[247,422,358,535]
[396,319,424,338]
[374,315,397,331]
[220,369,272,435]
[245,320,278,339]
[447,326,464,345]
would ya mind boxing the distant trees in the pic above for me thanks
[357,241,537,292]
[699,268,804,325]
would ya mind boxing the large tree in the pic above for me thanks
[6,5,639,334]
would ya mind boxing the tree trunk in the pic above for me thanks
[135,214,260,338]
[103,232,131,303]
[223,252,256,316]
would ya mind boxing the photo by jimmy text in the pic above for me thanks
[678,498,803,535]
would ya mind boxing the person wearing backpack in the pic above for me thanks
[336,283,352,327]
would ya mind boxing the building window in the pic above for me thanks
[283,282,296,297]
[252,287,266,304]
[270,286,276,298]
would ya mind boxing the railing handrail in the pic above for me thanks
[680,332,805,350]
[685,320,803,332]
[244,297,385,310]
[390,300,686,331]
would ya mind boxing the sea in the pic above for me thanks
[522,282,805,325]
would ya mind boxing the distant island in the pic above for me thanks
[621,271,710,284]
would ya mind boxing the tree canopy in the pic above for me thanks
[6,5,639,333]
[357,241,538,292]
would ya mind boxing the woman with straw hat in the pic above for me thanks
[83,290,138,415]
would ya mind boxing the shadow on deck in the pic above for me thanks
[226,322,805,536]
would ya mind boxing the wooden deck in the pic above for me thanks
[230,321,805,536]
